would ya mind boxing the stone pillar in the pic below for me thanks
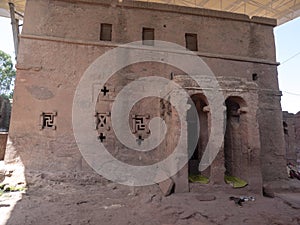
[208,105,226,185]
[210,147,226,184]
[171,93,190,193]
[258,93,287,182]
[244,104,263,194]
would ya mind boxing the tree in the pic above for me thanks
[0,50,16,99]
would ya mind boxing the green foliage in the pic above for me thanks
[0,50,15,98]
[0,183,26,196]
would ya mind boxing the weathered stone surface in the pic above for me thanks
[276,193,300,209]
[158,178,175,196]
[283,111,300,170]
[25,85,54,100]
[263,185,275,198]
[0,173,4,183]
[0,161,5,183]
[263,180,300,197]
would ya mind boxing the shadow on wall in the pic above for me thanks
[0,96,11,160]
[224,96,248,180]
[0,96,11,132]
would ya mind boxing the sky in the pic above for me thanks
[0,16,299,114]
[274,17,300,114]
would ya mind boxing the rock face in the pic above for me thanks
[0,96,11,131]
[0,171,4,183]
[7,0,286,193]
[283,111,300,169]
[0,161,5,183]
[0,96,10,160]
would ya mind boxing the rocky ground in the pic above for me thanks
[0,162,299,225]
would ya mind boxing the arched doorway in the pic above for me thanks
[187,94,210,179]
[224,96,248,181]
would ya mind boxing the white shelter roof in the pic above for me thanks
[1,0,300,25]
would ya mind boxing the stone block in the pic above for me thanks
[158,177,175,196]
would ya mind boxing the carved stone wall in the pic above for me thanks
[283,111,300,170]
[7,0,285,192]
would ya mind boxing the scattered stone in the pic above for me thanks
[152,194,162,204]
[263,180,300,198]
[263,186,275,198]
[102,204,123,210]
[140,193,156,204]
[276,193,300,209]
[195,194,216,201]
[158,178,174,196]
[128,186,138,196]
[0,204,10,207]
[179,210,198,219]
[107,183,117,190]
[76,200,88,205]
[5,170,13,177]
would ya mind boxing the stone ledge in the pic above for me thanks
[263,180,300,198]
[19,34,279,66]
[56,0,276,26]
[251,16,277,26]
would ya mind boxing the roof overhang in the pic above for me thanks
[0,0,300,25]
[0,0,25,19]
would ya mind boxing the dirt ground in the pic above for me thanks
[0,162,299,225]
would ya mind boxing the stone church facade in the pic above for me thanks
[283,111,300,170]
[6,0,287,193]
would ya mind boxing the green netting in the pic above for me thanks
[224,175,248,188]
[188,174,210,184]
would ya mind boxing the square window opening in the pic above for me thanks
[252,73,258,81]
[100,23,112,41]
[185,33,198,51]
[143,27,154,46]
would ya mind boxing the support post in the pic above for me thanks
[9,2,19,59]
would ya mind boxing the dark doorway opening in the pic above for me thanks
[187,94,210,180]
[224,96,247,181]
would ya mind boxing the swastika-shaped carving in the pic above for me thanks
[40,112,57,130]
[132,114,150,134]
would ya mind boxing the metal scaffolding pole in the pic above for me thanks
[8,2,19,59]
